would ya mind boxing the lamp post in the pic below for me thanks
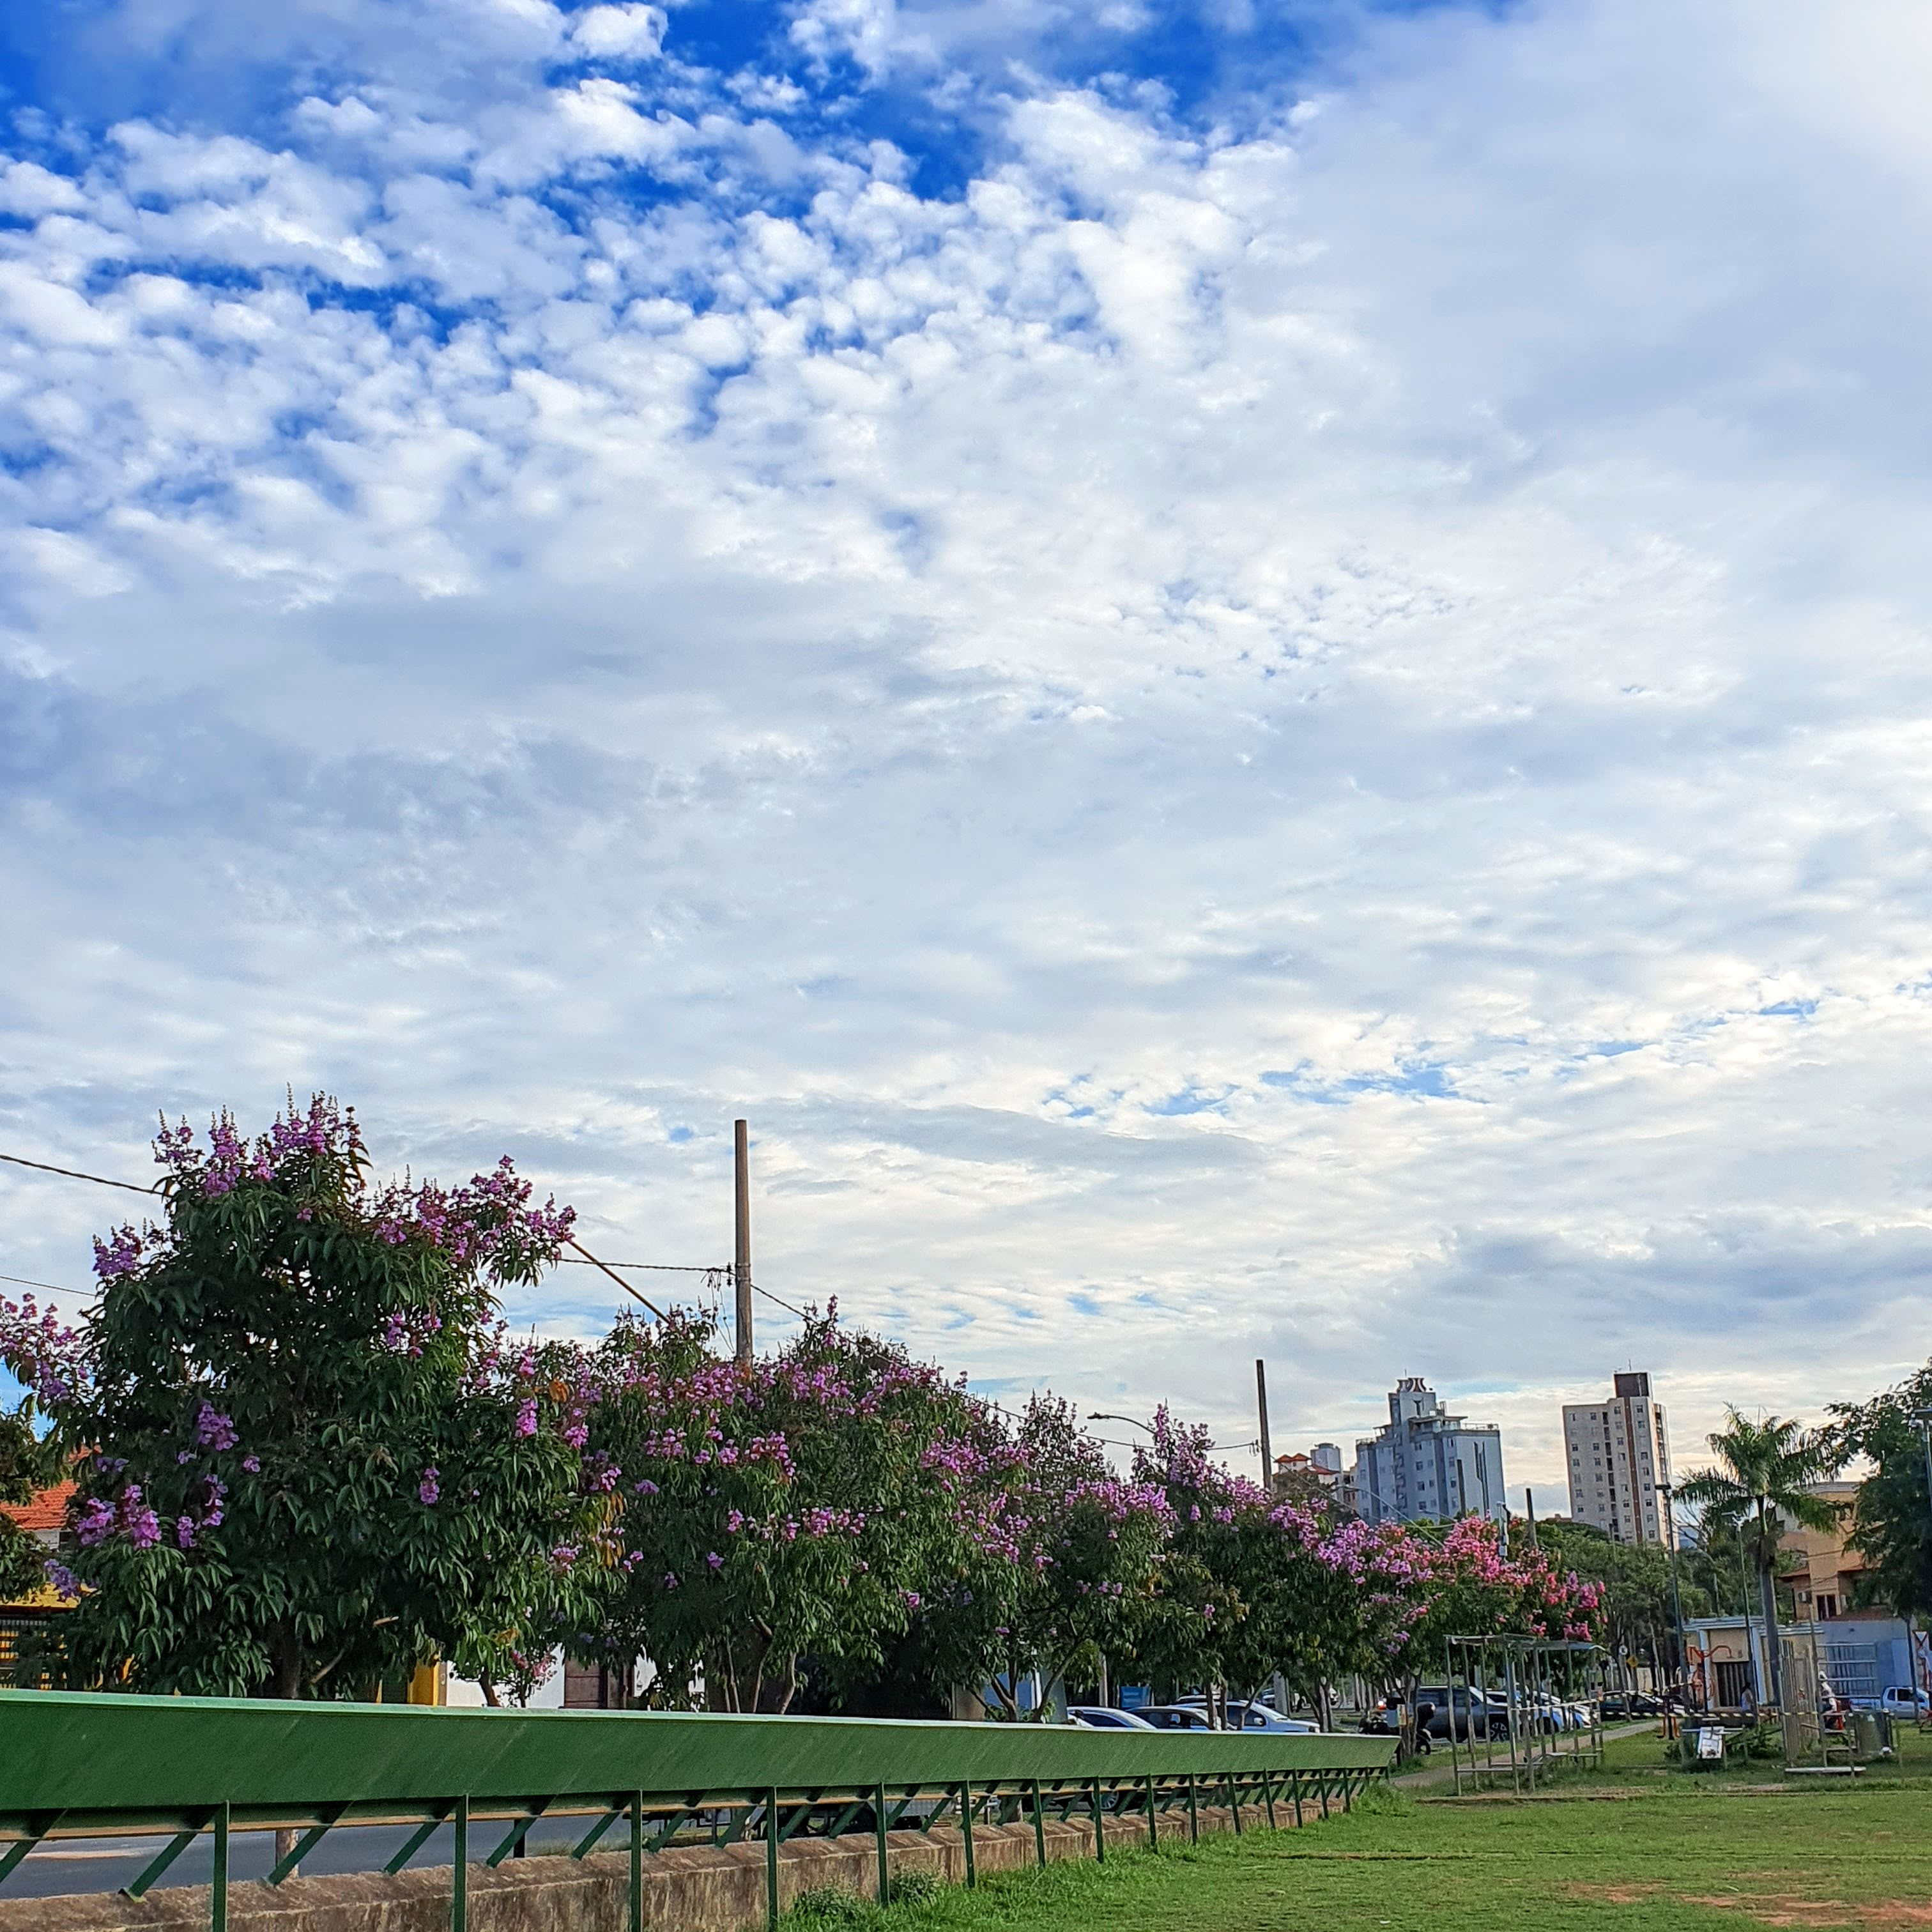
[1907,1413,1932,1725]
[1657,1481,1687,1719]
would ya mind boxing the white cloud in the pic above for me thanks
[3,0,1932,1500]
[567,3,668,60]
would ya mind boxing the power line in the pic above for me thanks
[557,1258,724,1275]
[1,1143,816,1321]
[0,1271,86,1298]
[0,1151,157,1196]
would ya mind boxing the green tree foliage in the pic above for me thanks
[1533,1519,1679,1678]
[1676,1409,1839,1706]
[0,1098,601,1698]
[1829,1362,1932,1620]
[0,1402,61,1604]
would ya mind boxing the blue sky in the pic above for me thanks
[3,0,1931,1501]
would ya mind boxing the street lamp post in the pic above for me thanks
[1906,1413,1932,1726]
[1657,1482,1687,1721]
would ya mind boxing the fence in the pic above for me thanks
[0,1689,1395,1932]
[0,1613,63,1692]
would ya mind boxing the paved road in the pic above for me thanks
[1,1821,590,1903]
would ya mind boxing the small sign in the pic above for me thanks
[1697,1729,1726,1759]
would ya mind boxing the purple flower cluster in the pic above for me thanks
[0,1290,91,1407]
[369,1156,576,1281]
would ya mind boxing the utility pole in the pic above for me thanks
[734,1119,753,1366]
[1255,1360,1273,1494]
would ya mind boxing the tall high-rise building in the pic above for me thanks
[1563,1372,1672,1544]
[1351,1378,1507,1529]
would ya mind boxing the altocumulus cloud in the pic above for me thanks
[2,0,1931,1493]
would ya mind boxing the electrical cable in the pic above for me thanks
[557,1259,723,1274]
[0,1150,157,1195]
[0,1271,85,1298]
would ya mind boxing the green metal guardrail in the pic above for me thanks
[0,1690,1394,1931]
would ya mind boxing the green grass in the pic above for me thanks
[783,1731,1932,1931]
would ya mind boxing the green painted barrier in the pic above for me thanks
[0,1690,1393,1932]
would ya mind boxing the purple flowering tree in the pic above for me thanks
[1128,1409,1361,1721]
[0,1097,602,1699]
[564,1308,988,1713]
[908,1395,1176,1721]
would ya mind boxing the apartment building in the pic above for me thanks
[1563,1372,1672,1545]
[1351,1378,1507,1529]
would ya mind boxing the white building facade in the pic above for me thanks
[1563,1372,1672,1545]
[1351,1377,1508,1529]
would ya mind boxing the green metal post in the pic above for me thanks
[1186,1774,1199,1844]
[629,1793,642,1932]
[1090,1779,1103,1861]
[452,1796,468,1932]
[1226,1770,1241,1834]
[1029,1780,1046,1868]
[960,1784,976,1887]
[1262,1770,1276,1832]
[1291,1768,1303,1828]
[211,1803,228,1932]
[875,1784,890,1903]
[1144,1774,1157,1847]
[765,1790,780,1932]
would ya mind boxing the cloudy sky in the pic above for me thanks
[3,0,1929,1506]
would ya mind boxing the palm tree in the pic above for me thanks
[1677,1411,1839,1709]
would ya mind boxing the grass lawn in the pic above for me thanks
[787,1727,1932,1931]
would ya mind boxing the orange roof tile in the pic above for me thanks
[1,1480,74,1534]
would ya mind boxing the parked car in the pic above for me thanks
[1602,1691,1663,1720]
[1881,1687,1929,1718]
[1360,1689,1507,1741]
[1068,1706,1160,1730]
[1225,1701,1319,1734]
[1137,1704,1217,1730]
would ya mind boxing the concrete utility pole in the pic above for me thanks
[734,1119,753,1365]
[1255,1360,1273,1493]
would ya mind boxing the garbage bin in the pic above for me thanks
[1849,1711,1882,1760]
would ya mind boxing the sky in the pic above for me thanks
[3,0,1931,1510]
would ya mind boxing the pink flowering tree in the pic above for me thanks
[1324,1514,1603,1758]
[0,1097,602,1699]
[907,1395,1176,1721]
[566,1307,988,1713]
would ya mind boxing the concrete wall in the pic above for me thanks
[3,1798,1317,1932]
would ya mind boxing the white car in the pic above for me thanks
[1880,1687,1929,1717]
[1227,1701,1320,1733]
[1067,1706,1160,1730]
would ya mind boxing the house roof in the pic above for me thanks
[1,1480,73,1534]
